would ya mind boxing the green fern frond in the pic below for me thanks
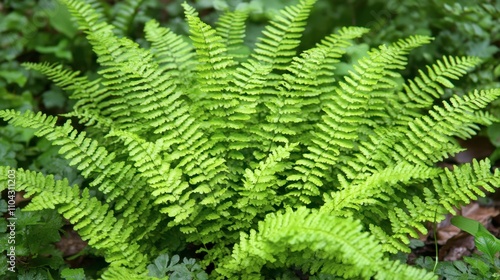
[111,0,145,36]
[353,89,500,176]
[59,188,147,270]
[22,62,109,127]
[286,36,433,204]
[0,110,139,205]
[216,9,249,61]
[251,0,316,70]
[106,128,193,225]
[83,0,108,16]
[56,1,194,138]
[89,30,167,129]
[232,27,369,164]
[313,26,370,98]
[376,260,438,280]
[363,159,500,253]
[231,144,296,231]
[397,56,482,119]
[101,265,154,280]
[85,27,199,140]
[0,167,148,272]
[0,166,79,210]
[435,159,499,212]
[0,110,159,237]
[229,0,317,104]
[323,35,433,128]
[175,3,255,163]
[285,26,369,97]
[321,163,439,217]
[217,207,436,279]
[58,0,112,34]
[22,62,84,91]
[182,3,234,80]
[5,0,500,278]
[105,128,226,247]
[144,20,196,84]
[260,26,370,144]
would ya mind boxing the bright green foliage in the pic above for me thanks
[1,0,499,278]
[112,0,146,36]
[218,207,436,279]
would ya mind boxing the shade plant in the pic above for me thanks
[1,0,500,279]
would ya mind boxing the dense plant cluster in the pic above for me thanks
[1,0,499,279]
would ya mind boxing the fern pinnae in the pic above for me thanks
[274,28,372,202]
[434,159,499,213]
[182,2,250,151]
[58,0,111,34]
[215,9,249,61]
[0,166,148,272]
[267,47,336,142]
[0,167,79,210]
[394,90,497,165]
[105,128,190,214]
[286,36,434,204]
[316,26,369,49]
[312,26,370,101]
[292,27,370,120]
[252,0,316,70]
[231,144,296,231]
[60,1,187,136]
[182,3,234,84]
[359,158,499,253]
[329,35,432,122]
[270,27,370,139]
[58,189,146,270]
[111,0,145,36]
[20,63,112,127]
[226,1,329,160]
[0,110,142,212]
[144,20,196,83]
[320,163,439,216]
[396,56,482,121]
[22,62,84,92]
[230,0,316,99]
[87,28,197,142]
[336,89,499,188]
[218,207,437,279]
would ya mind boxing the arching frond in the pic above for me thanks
[351,89,500,176]
[216,9,249,60]
[0,166,148,273]
[287,35,434,204]
[217,207,436,280]
[144,20,196,84]
[396,56,482,121]
[111,0,145,36]
[58,0,112,34]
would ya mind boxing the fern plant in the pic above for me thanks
[416,216,500,280]
[1,0,499,278]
